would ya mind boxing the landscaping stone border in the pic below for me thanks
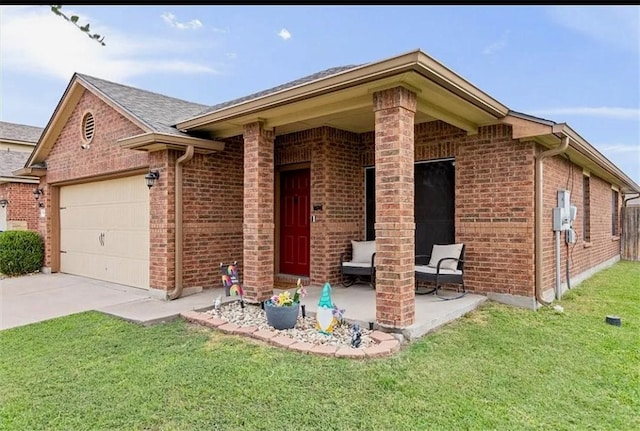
[180,310,401,358]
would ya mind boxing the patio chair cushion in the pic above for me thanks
[428,243,464,271]
[351,240,376,263]
[415,265,462,276]
[342,261,375,268]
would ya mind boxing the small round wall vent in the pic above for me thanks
[82,112,95,143]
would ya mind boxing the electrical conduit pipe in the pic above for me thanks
[535,134,569,307]
[167,145,195,300]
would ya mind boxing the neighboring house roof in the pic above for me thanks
[194,65,362,117]
[0,151,31,177]
[0,149,38,183]
[0,121,43,144]
[77,74,209,136]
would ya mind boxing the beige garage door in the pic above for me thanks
[60,175,149,289]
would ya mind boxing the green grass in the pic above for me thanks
[1,261,638,430]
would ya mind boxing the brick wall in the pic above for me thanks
[372,86,417,328]
[541,153,621,293]
[0,182,39,231]
[148,150,173,291]
[181,140,244,289]
[242,122,275,302]
[457,126,536,297]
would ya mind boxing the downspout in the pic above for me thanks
[535,134,569,307]
[167,145,195,300]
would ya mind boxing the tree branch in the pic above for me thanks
[50,5,106,46]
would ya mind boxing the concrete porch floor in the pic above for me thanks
[284,281,488,341]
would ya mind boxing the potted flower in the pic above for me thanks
[263,279,307,330]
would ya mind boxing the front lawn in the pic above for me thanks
[1,261,638,430]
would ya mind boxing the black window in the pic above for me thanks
[365,159,455,255]
[583,175,590,242]
[612,189,619,236]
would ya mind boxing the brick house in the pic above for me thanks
[17,49,640,331]
[0,121,43,232]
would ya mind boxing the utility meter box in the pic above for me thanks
[554,189,573,231]
[558,190,571,215]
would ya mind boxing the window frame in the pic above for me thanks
[582,174,591,242]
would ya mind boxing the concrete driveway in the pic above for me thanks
[0,273,219,330]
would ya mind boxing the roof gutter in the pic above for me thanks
[0,176,40,184]
[535,127,570,307]
[167,145,195,300]
[119,132,225,154]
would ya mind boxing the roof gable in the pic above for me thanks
[77,74,209,136]
[27,72,212,166]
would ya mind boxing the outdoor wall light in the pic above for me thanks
[33,188,44,201]
[145,170,160,189]
[0,199,8,209]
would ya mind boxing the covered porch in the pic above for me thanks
[297,282,487,341]
[176,50,508,331]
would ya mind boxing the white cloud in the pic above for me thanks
[598,143,640,154]
[161,12,203,30]
[528,107,640,121]
[0,6,217,84]
[212,26,230,34]
[482,30,510,55]
[278,28,292,40]
[546,6,639,53]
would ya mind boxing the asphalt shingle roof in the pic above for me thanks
[0,121,44,144]
[76,64,363,133]
[0,150,31,178]
[194,64,363,117]
[77,74,210,136]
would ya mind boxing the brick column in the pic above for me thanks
[243,121,275,303]
[372,86,416,328]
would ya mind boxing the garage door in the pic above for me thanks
[60,175,149,289]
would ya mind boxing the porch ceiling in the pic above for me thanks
[186,70,501,139]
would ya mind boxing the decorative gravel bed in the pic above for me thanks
[206,300,378,348]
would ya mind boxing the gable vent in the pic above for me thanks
[82,112,95,143]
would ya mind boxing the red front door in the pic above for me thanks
[279,168,310,276]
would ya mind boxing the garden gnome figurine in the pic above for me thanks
[315,282,337,334]
[351,324,362,348]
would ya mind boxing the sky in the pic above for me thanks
[1,5,639,186]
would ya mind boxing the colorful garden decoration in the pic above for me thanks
[316,282,338,334]
[351,324,362,348]
[220,261,244,307]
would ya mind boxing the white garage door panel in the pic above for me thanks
[60,176,149,289]
[61,252,149,288]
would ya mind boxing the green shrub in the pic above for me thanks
[0,230,44,276]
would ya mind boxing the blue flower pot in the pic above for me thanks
[264,302,300,330]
